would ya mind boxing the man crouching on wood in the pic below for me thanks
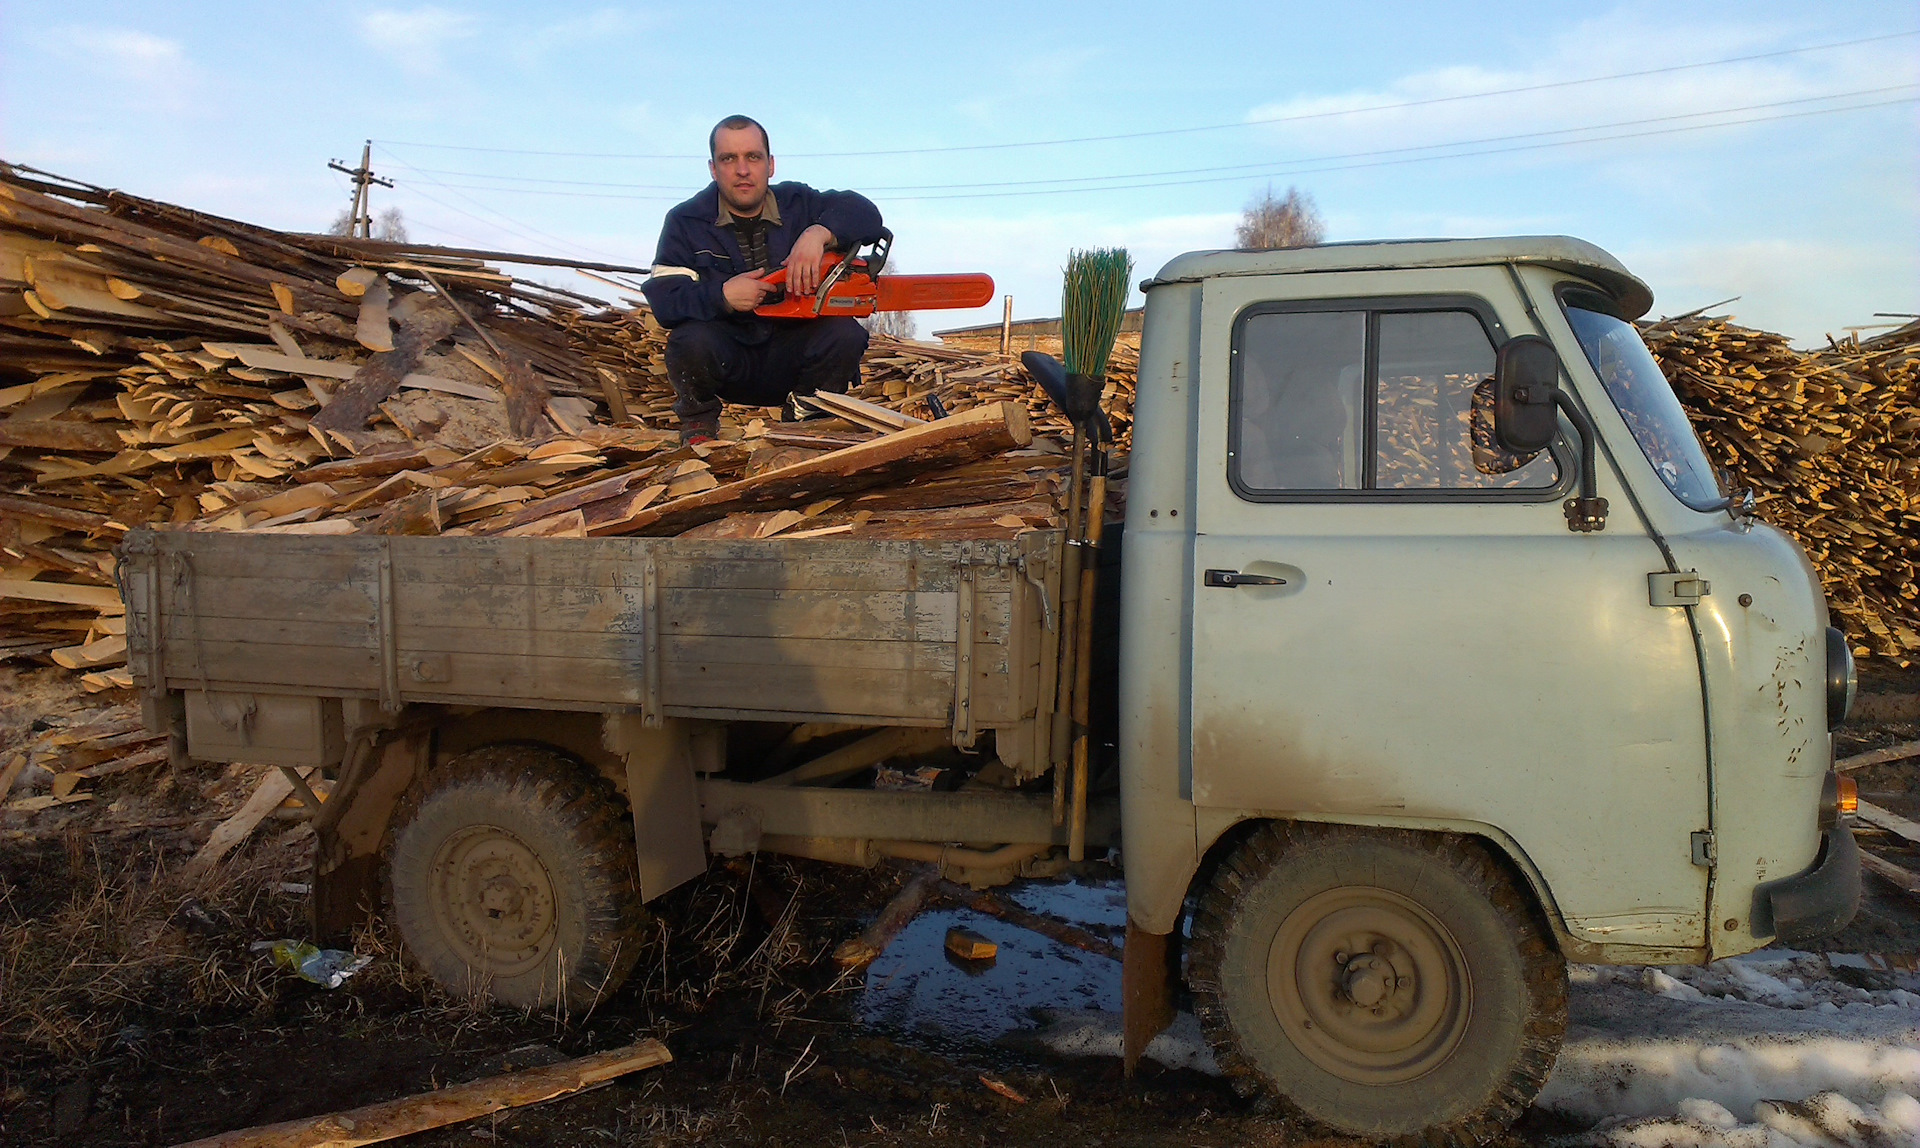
[642,115,886,445]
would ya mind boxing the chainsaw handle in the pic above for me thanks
[760,228,892,291]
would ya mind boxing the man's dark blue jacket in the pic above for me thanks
[641,181,885,332]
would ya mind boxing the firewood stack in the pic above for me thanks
[0,164,1137,685]
[1644,315,1920,662]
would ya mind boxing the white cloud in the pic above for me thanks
[37,26,198,111]
[358,8,481,68]
[1621,237,1917,346]
[524,8,644,54]
[1238,16,1918,175]
[87,29,187,68]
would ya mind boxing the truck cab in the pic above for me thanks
[1112,237,1859,1135]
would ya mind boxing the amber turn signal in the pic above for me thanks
[1836,774,1858,816]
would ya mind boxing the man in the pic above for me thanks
[642,115,886,444]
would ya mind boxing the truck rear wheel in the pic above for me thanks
[1189,821,1566,1144]
[385,744,645,1011]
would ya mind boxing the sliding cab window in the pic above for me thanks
[1230,305,1561,498]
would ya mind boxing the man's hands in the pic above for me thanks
[782,224,836,297]
[724,269,776,313]
[724,225,837,312]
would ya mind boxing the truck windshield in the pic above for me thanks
[1561,296,1724,511]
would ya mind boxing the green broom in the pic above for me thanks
[1061,247,1134,386]
[1054,247,1132,862]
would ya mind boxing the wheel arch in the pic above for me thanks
[1183,812,1589,962]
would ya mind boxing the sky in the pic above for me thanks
[0,1,1914,344]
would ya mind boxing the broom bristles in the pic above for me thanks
[1061,247,1134,381]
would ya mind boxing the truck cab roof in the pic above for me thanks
[1143,236,1653,320]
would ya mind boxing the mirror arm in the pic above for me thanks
[1552,391,1609,533]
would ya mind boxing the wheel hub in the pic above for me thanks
[428,825,558,979]
[1268,887,1471,1085]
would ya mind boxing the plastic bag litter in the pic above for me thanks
[252,939,372,989]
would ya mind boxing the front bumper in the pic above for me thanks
[1753,825,1861,946]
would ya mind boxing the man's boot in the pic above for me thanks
[781,392,831,422]
[679,413,720,446]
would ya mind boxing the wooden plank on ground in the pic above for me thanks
[1838,740,1920,773]
[170,1039,671,1148]
[1856,800,1920,847]
[1860,849,1920,898]
[185,767,310,874]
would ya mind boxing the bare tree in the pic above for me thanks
[859,259,917,339]
[327,206,409,242]
[1235,186,1324,250]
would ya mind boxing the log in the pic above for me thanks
[1855,800,1920,847]
[0,417,124,453]
[594,401,1031,537]
[0,492,112,532]
[1860,849,1920,898]
[833,869,937,969]
[169,1039,671,1148]
[1837,740,1920,773]
[309,310,458,433]
[502,354,551,439]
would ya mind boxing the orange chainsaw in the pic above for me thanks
[754,229,994,318]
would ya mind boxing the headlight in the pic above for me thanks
[1826,626,1855,730]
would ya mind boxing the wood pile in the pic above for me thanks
[0,164,1132,684]
[1644,315,1920,662]
[0,698,169,814]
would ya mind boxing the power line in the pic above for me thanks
[402,84,1919,197]
[403,92,1918,205]
[373,28,1919,161]
[372,146,642,264]
[882,96,1918,201]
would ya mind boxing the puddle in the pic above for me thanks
[860,877,1127,1051]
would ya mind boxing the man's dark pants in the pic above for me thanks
[665,317,868,429]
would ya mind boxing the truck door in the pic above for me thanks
[1186,270,1710,950]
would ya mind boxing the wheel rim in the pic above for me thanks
[428,824,558,980]
[1267,885,1471,1084]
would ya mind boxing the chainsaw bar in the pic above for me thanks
[756,253,993,319]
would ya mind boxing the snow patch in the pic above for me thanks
[1029,1008,1219,1075]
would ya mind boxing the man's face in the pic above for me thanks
[709,125,773,215]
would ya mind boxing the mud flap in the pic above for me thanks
[1122,923,1175,1077]
[312,732,428,941]
[605,714,709,900]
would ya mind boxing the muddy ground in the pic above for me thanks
[1,664,1916,1147]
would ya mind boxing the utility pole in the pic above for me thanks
[328,141,394,239]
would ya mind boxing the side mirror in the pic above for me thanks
[1493,335,1563,455]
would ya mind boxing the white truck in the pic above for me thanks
[120,236,1860,1143]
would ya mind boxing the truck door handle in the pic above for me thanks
[1204,569,1286,588]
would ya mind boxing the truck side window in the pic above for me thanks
[1375,311,1560,490]
[1234,310,1366,490]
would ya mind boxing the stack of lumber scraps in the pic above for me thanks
[1645,316,1920,661]
[0,699,169,815]
[581,306,1140,454]
[0,162,652,683]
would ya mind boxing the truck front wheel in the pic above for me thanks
[385,744,646,1011]
[1189,822,1566,1144]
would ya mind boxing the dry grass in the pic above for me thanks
[636,856,859,1032]
[0,828,311,1060]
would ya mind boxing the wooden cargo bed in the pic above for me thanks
[120,528,1064,750]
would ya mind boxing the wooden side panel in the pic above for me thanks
[138,530,1063,726]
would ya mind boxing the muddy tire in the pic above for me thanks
[385,744,645,1011]
[1189,821,1566,1144]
